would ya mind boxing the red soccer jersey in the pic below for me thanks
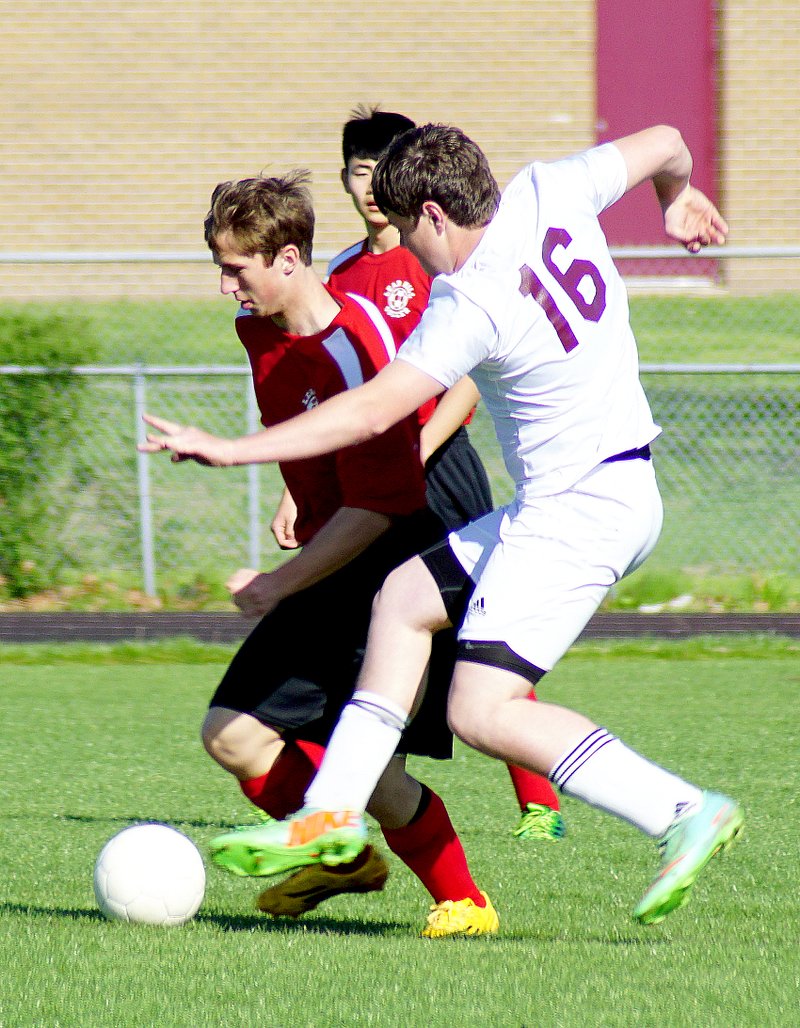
[327,242,438,426]
[235,288,427,545]
[327,241,432,349]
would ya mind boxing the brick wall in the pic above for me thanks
[719,2,800,291]
[0,1,796,298]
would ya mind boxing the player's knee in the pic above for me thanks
[201,707,261,773]
[200,712,236,768]
[446,689,483,749]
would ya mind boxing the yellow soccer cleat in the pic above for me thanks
[421,890,499,939]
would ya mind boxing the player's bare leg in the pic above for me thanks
[209,558,450,876]
[446,663,596,773]
[212,560,497,935]
[365,754,422,828]
[359,555,451,713]
[446,660,742,922]
[201,707,285,781]
[210,553,740,924]
[292,556,450,810]
[256,754,423,917]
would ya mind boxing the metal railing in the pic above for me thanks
[2,246,799,263]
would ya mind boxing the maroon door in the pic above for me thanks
[596,0,719,277]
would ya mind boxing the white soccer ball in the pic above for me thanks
[93,823,205,926]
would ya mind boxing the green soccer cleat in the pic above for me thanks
[634,791,744,925]
[209,807,368,878]
[512,803,566,841]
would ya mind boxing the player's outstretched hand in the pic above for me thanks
[663,185,729,254]
[139,413,235,467]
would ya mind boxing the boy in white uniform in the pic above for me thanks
[143,123,742,926]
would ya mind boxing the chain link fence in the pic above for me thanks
[2,249,799,608]
[4,362,797,604]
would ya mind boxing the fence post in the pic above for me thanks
[246,379,261,569]
[133,368,157,596]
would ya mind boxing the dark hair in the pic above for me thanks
[342,103,416,166]
[372,124,500,229]
[204,170,315,266]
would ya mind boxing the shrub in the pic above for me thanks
[0,310,100,596]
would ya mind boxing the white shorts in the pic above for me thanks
[448,458,663,671]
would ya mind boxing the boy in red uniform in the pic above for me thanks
[190,170,498,937]
[327,106,564,841]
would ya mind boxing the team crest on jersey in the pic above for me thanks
[383,279,415,319]
[302,388,319,410]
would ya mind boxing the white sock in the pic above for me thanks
[549,728,704,837]
[304,690,409,812]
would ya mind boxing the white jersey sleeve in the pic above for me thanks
[551,141,628,216]
[395,283,497,389]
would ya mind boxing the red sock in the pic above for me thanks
[381,787,485,906]
[506,688,560,811]
[293,737,326,768]
[239,738,325,820]
[507,763,560,810]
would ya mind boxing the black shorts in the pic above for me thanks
[210,507,454,759]
[424,425,493,532]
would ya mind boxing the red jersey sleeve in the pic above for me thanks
[327,244,445,427]
[239,294,427,544]
[313,303,426,518]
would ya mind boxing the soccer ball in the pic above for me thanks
[93,822,206,926]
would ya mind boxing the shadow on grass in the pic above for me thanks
[1,900,672,944]
[197,910,411,936]
[197,913,670,945]
[2,901,109,923]
[0,901,409,937]
[0,812,234,830]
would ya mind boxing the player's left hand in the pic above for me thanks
[271,488,300,550]
[138,413,235,466]
[226,568,281,618]
[663,185,729,254]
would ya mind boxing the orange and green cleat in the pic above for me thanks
[209,807,368,878]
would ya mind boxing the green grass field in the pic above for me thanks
[1,636,797,1027]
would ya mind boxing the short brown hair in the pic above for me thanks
[371,124,500,229]
[204,171,315,265]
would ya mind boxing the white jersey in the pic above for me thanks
[397,142,660,499]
